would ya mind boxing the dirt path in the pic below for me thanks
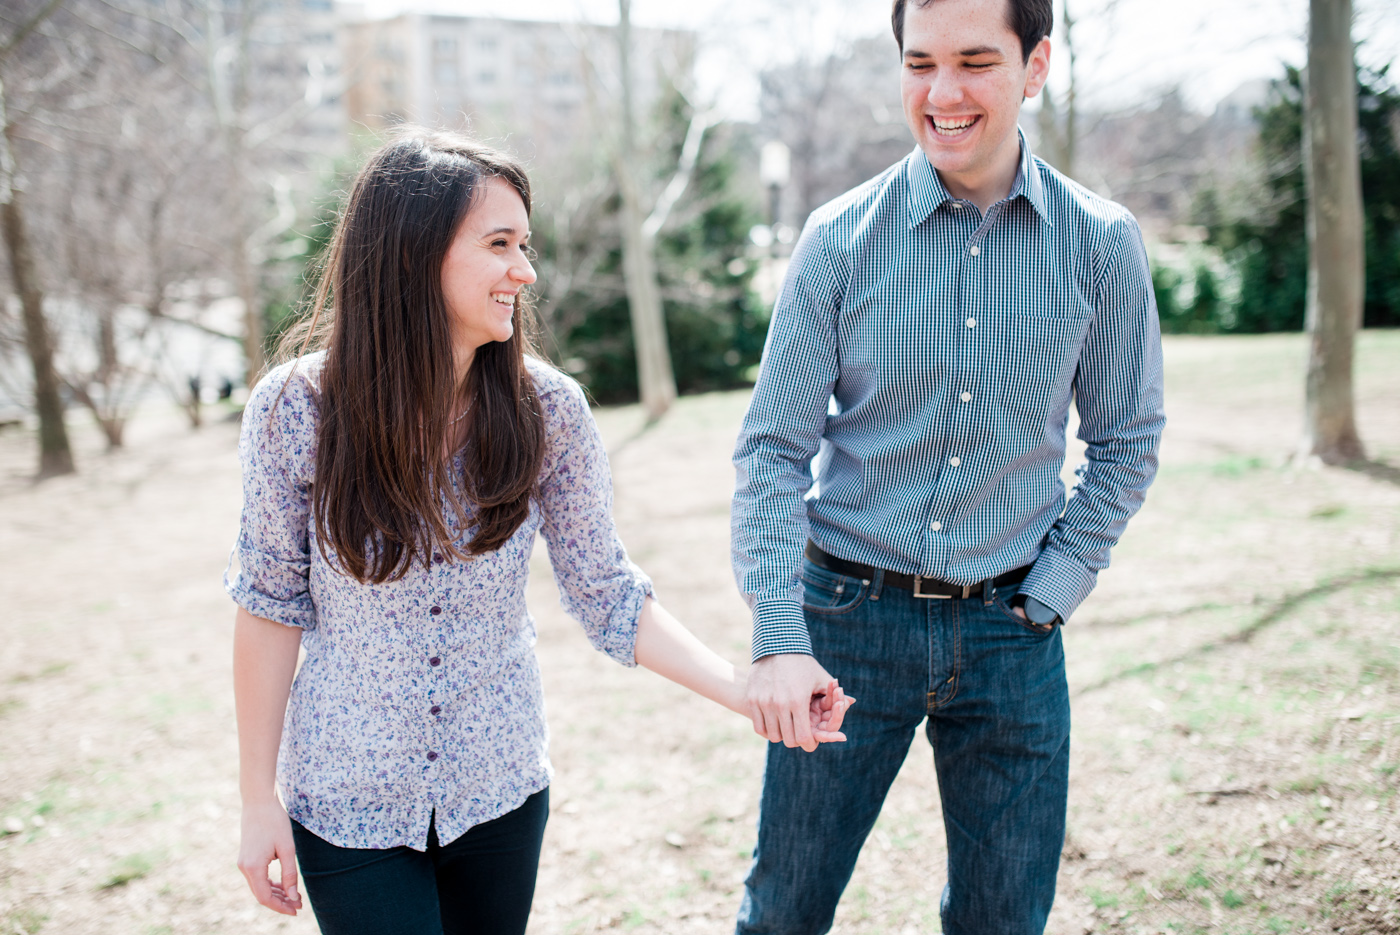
[1,332,1398,935]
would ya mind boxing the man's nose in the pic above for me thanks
[926,71,964,108]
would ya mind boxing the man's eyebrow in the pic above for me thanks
[903,44,1004,60]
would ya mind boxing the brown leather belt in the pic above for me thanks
[805,542,1032,600]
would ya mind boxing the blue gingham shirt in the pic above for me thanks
[732,134,1165,661]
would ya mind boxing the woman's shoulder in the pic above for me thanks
[525,354,587,405]
[243,352,327,433]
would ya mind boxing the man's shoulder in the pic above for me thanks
[1032,156,1138,235]
[804,156,912,236]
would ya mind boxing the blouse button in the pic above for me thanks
[430,705,441,716]
[426,751,439,761]
[429,656,441,667]
[433,553,444,564]
[430,606,442,615]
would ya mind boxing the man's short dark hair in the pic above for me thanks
[891,0,1053,63]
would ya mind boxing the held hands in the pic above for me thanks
[238,799,303,916]
[746,653,855,753]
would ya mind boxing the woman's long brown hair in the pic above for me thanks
[279,130,545,584]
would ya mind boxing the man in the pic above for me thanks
[730,0,1165,932]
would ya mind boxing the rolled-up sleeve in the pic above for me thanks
[536,377,653,666]
[224,362,320,629]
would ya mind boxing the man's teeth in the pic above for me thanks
[932,117,977,135]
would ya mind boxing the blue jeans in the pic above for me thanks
[736,559,1070,935]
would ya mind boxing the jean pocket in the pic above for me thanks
[991,593,1058,635]
[800,561,869,616]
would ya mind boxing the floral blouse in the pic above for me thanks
[225,353,652,851]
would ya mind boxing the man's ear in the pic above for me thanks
[1023,36,1052,100]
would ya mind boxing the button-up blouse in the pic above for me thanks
[225,353,652,851]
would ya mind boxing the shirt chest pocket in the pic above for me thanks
[993,313,1090,423]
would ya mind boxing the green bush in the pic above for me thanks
[1198,64,1400,332]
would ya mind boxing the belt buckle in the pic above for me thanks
[912,576,951,599]
[912,576,972,600]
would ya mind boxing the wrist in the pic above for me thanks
[240,788,282,809]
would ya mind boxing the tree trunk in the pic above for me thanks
[1301,0,1365,464]
[0,92,75,478]
[615,0,676,421]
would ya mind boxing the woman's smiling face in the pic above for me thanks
[441,176,536,372]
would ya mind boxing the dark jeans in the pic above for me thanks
[736,559,1071,935]
[291,788,549,935]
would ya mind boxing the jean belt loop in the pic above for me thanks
[982,577,994,605]
[868,568,885,601]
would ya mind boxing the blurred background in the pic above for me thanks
[1,0,1397,424]
[2,2,1400,934]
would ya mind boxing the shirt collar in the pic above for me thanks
[904,126,1053,229]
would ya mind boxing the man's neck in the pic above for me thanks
[931,138,1023,213]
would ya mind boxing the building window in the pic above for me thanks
[435,63,460,86]
[477,71,496,85]
[434,37,458,58]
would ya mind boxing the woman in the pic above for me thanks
[226,130,850,935]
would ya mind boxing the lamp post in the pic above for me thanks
[759,140,790,253]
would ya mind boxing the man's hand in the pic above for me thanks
[747,653,850,752]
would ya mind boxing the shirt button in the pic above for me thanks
[426,751,439,761]
[965,317,977,329]
[429,705,441,716]
[433,553,444,564]
[429,656,441,667]
[969,245,980,256]
[960,391,973,402]
[930,520,943,531]
[949,457,961,467]
[430,606,442,615]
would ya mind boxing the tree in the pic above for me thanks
[614,0,680,421]
[1300,0,1364,464]
[1196,66,1399,335]
[532,90,763,405]
[758,35,910,229]
[1,0,74,478]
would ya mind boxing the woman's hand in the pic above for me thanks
[237,798,303,916]
[809,678,855,742]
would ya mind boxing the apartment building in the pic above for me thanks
[341,13,694,151]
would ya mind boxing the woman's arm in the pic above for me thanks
[233,607,304,916]
[633,597,852,747]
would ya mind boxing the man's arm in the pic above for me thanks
[1018,213,1166,619]
[732,220,847,750]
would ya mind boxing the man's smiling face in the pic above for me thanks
[900,0,1050,198]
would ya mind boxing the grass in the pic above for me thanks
[100,853,155,889]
